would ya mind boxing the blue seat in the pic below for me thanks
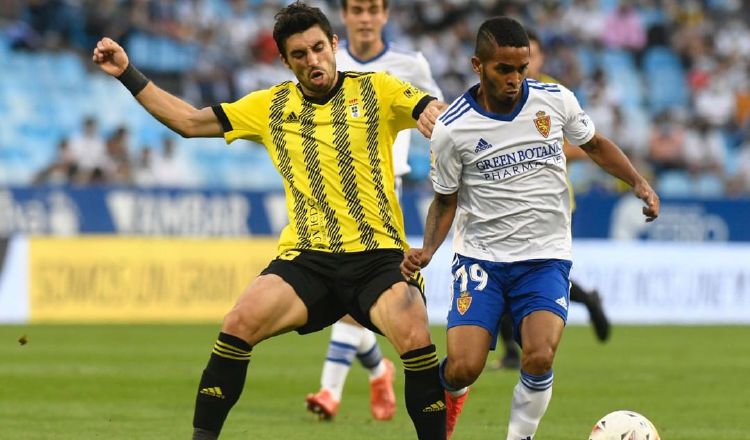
[693,174,725,197]
[656,170,693,197]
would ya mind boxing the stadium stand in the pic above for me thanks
[0,0,749,195]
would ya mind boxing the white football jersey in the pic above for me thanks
[430,79,595,262]
[337,41,443,177]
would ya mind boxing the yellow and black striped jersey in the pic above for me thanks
[214,71,432,254]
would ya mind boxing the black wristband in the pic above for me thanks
[117,63,150,96]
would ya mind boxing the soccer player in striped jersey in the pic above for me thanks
[93,2,448,439]
[400,17,659,439]
[305,0,444,422]
[492,29,611,371]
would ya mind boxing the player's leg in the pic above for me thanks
[306,316,360,419]
[441,254,506,438]
[355,316,396,421]
[506,311,564,440]
[192,274,308,440]
[442,326,493,438]
[307,314,394,420]
[504,259,571,440]
[368,281,445,440]
[569,280,610,342]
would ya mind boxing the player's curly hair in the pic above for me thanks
[273,1,335,58]
[475,16,529,61]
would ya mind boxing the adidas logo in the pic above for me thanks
[285,111,299,123]
[422,400,446,412]
[474,138,492,153]
[199,387,226,399]
[555,296,568,310]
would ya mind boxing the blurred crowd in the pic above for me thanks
[2,0,750,196]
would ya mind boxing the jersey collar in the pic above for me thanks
[297,71,346,105]
[344,39,390,64]
[464,79,529,121]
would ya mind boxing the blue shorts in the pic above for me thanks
[446,254,572,350]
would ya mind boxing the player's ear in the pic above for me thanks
[471,56,482,74]
[331,34,339,54]
[279,52,291,69]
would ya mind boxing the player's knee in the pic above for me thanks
[222,308,262,344]
[445,357,483,388]
[390,323,432,353]
[521,346,555,374]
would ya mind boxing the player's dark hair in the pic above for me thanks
[474,16,529,61]
[526,28,541,50]
[340,0,389,10]
[273,1,334,58]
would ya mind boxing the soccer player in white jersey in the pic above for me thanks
[305,0,444,422]
[401,17,660,439]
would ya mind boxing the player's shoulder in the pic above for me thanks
[237,80,294,102]
[341,70,379,85]
[437,92,473,129]
[526,78,564,94]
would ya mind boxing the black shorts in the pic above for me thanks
[261,248,425,335]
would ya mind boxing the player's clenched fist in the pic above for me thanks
[400,248,432,278]
[92,37,129,77]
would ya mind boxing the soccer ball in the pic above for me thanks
[588,410,660,440]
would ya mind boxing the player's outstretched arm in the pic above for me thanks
[416,100,448,138]
[92,37,223,138]
[580,132,660,222]
[400,191,457,276]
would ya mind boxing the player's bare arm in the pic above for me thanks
[580,132,660,222]
[400,191,457,276]
[562,139,588,162]
[92,37,223,138]
[416,100,448,138]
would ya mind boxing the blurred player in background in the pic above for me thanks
[492,29,611,371]
[304,0,443,422]
[93,2,449,439]
[401,17,659,439]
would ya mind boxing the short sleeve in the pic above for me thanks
[429,122,461,194]
[217,89,272,145]
[377,72,432,132]
[560,86,595,146]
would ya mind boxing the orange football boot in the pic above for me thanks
[445,388,469,439]
[305,389,339,421]
[369,358,396,420]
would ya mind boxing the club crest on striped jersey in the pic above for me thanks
[456,291,472,315]
[348,98,361,118]
[533,110,551,138]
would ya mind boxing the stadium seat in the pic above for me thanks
[643,47,688,114]
[656,170,693,197]
[694,174,725,197]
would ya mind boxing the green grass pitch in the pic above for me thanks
[1,324,749,439]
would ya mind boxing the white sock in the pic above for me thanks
[320,321,366,401]
[506,370,554,440]
[357,328,386,379]
[448,387,469,398]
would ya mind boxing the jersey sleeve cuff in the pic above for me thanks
[432,180,458,195]
[211,104,233,133]
[412,96,437,120]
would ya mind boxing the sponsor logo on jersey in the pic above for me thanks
[457,291,472,315]
[474,137,493,153]
[348,99,360,118]
[285,111,299,123]
[534,110,551,138]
